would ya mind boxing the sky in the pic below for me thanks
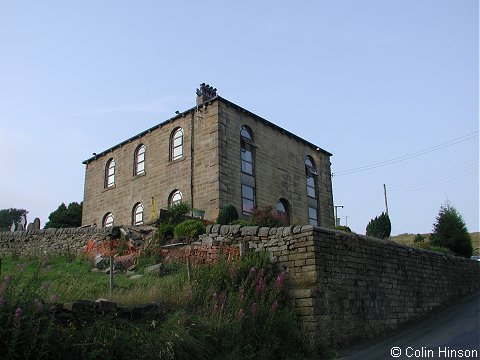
[0,0,478,235]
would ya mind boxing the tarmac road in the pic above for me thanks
[339,291,480,360]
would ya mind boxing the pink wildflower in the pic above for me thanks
[271,300,279,313]
[274,271,286,291]
[251,302,258,318]
[236,308,245,320]
[13,307,22,328]
[50,293,58,303]
[255,277,266,297]
[33,299,43,313]
[239,287,245,304]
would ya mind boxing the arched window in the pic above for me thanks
[132,203,144,225]
[169,190,183,207]
[240,125,256,216]
[103,212,114,228]
[134,144,146,176]
[240,125,254,175]
[305,156,318,226]
[170,127,184,161]
[105,158,115,188]
[276,198,290,225]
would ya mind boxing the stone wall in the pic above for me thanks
[197,225,479,347]
[0,228,109,257]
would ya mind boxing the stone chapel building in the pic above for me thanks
[81,84,334,227]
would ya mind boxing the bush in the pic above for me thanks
[166,202,190,224]
[430,203,473,258]
[216,204,239,225]
[366,212,391,239]
[155,222,175,241]
[414,233,425,243]
[333,225,352,233]
[246,206,284,228]
[230,219,248,226]
[174,219,206,240]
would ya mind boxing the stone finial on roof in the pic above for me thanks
[196,83,217,105]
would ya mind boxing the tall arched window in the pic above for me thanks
[240,126,254,175]
[305,156,318,226]
[170,128,184,161]
[134,144,146,176]
[169,190,183,206]
[103,212,114,228]
[276,198,291,225]
[240,125,256,216]
[105,158,115,188]
[132,203,144,225]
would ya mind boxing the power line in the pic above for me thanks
[389,160,479,192]
[332,131,478,177]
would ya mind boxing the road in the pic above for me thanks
[339,291,480,359]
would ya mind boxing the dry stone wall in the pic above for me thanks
[199,225,480,347]
[0,228,109,257]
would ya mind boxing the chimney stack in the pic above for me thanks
[196,83,217,106]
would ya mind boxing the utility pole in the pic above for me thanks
[344,216,349,227]
[334,205,344,226]
[383,184,389,216]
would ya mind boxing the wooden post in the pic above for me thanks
[109,256,114,294]
[187,257,191,283]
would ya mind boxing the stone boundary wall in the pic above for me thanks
[198,224,480,347]
[0,228,109,257]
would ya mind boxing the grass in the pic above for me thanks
[390,232,480,256]
[1,255,188,306]
[0,253,331,359]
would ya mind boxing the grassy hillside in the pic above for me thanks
[391,232,480,256]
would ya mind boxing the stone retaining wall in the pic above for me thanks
[0,228,109,257]
[198,225,480,347]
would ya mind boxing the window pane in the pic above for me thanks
[242,199,254,214]
[173,137,182,147]
[108,174,115,187]
[307,186,316,198]
[308,207,317,223]
[242,184,254,200]
[276,201,286,213]
[173,147,183,159]
[137,162,144,173]
[242,161,253,174]
[138,153,145,162]
[241,149,252,162]
[240,126,252,140]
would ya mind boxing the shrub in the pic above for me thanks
[414,233,425,243]
[334,225,352,233]
[216,204,239,225]
[230,219,248,226]
[366,212,391,239]
[166,202,190,224]
[174,219,206,240]
[246,206,284,228]
[430,203,473,258]
[155,222,175,241]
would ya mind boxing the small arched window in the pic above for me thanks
[132,203,144,225]
[169,190,183,207]
[103,212,114,228]
[134,144,146,176]
[170,128,184,161]
[105,158,116,188]
[305,156,318,226]
[276,198,291,225]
